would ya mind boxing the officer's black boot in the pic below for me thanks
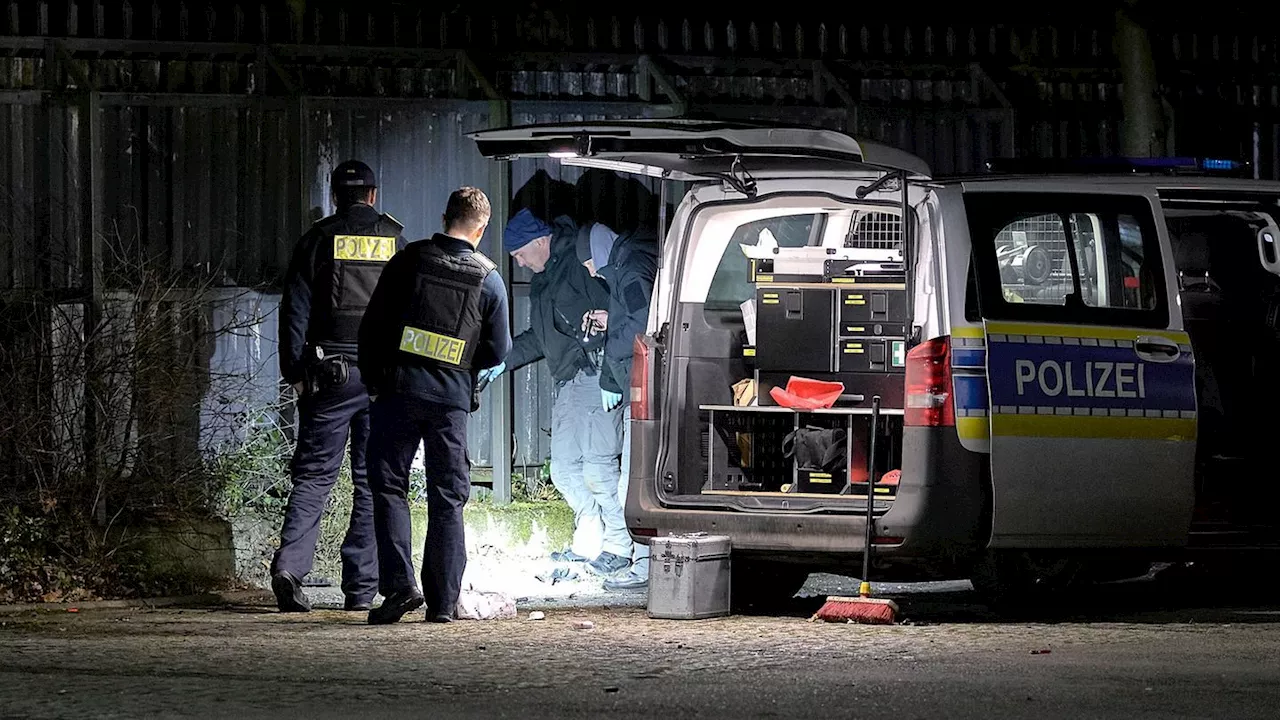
[271,570,312,613]
[427,607,455,623]
[367,589,425,625]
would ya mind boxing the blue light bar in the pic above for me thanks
[984,156,1250,176]
[1199,158,1241,171]
[1128,157,1243,171]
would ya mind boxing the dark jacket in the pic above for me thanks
[279,203,407,384]
[357,234,511,412]
[504,215,612,385]
[597,226,659,395]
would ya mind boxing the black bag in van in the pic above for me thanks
[782,426,847,472]
[782,425,849,493]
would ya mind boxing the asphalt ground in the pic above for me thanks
[2,573,1278,719]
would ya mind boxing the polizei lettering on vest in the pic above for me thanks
[398,326,467,366]
[333,235,396,262]
[1014,359,1147,399]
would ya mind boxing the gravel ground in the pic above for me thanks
[2,575,1279,719]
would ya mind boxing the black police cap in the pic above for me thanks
[330,160,377,189]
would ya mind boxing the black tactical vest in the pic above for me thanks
[313,210,403,348]
[396,241,497,372]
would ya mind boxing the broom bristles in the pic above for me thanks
[810,596,898,625]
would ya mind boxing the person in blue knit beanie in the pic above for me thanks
[477,207,629,576]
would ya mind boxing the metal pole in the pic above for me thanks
[82,89,105,525]
[1254,122,1261,180]
[1116,1,1163,157]
[290,95,307,245]
[860,395,881,596]
[657,172,669,241]
[488,98,514,505]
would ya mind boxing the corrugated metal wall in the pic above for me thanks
[0,96,87,292]
[0,98,40,290]
[98,100,297,283]
[0,97,299,291]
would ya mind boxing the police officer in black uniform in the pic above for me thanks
[358,186,511,625]
[272,160,408,613]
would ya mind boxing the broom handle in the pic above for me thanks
[860,395,881,597]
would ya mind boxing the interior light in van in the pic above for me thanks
[559,157,668,178]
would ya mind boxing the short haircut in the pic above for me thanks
[334,186,376,208]
[444,186,491,231]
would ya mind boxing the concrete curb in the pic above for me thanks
[0,589,274,614]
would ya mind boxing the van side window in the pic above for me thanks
[704,214,821,312]
[1108,214,1156,310]
[966,193,1167,328]
[993,213,1073,305]
[1071,212,1156,311]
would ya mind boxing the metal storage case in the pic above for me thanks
[646,533,733,619]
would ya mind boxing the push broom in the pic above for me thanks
[811,395,898,625]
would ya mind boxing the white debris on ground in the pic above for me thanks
[454,514,642,609]
[455,588,517,620]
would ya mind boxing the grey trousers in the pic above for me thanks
[550,370,629,558]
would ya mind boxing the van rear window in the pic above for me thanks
[965,193,1168,329]
[704,214,822,312]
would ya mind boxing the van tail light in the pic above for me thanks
[904,335,955,427]
[630,334,653,421]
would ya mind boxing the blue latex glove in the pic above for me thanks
[478,362,506,386]
[602,389,624,412]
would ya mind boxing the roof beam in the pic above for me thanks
[639,55,686,115]
[457,50,501,101]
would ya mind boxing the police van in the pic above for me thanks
[471,121,1280,607]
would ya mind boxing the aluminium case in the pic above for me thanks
[646,533,733,619]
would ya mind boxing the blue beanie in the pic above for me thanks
[503,208,553,253]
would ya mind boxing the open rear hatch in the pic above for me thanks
[469,119,929,184]
[469,120,930,513]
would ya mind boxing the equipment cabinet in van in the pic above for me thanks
[471,121,1280,608]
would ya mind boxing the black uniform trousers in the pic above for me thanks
[368,394,470,615]
[271,366,378,604]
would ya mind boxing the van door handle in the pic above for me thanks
[1134,336,1180,363]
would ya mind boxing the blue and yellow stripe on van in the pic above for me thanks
[984,322,1197,442]
[949,325,991,443]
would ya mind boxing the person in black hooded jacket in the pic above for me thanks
[576,221,659,589]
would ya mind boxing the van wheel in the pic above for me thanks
[730,560,809,613]
[971,550,1083,615]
